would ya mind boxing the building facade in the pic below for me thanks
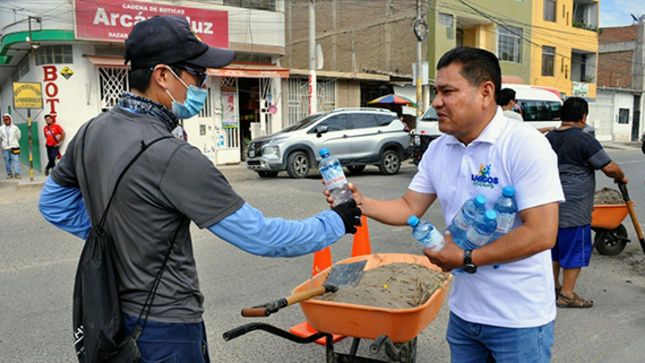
[529,0,599,99]
[427,0,533,85]
[592,17,645,142]
[284,0,425,127]
[0,0,287,168]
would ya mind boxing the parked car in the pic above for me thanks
[410,84,596,164]
[246,108,410,178]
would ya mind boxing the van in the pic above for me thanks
[410,84,593,164]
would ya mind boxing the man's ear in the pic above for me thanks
[151,66,171,90]
[480,81,496,109]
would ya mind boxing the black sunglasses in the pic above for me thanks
[172,64,208,88]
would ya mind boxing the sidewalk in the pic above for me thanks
[0,161,259,191]
[600,140,642,150]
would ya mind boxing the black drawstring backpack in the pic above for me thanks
[72,122,178,362]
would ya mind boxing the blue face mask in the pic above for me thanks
[165,68,208,119]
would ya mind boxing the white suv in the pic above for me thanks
[246,108,410,178]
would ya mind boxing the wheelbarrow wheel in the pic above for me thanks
[595,224,628,256]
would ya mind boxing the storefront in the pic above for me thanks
[0,0,286,168]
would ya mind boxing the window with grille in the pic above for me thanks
[99,67,129,112]
[498,26,522,63]
[544,0,556,21]
[286,78,336,125]
[34,45,73,65]
[223,0,275,11]
[618,109,629,124]
[542,46,555,76]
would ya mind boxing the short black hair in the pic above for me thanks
[128,66,184,93]
[437,47,501,104]
[44,114,52,119]
[561,97,588,122]
[499,88,516,106]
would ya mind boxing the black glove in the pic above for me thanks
[332,199,362,234]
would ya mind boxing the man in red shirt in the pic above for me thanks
[43,114,65,176]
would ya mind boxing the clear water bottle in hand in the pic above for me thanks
[490,186,518,242]
[490,186,518,269]
[448,194,487,246]
[407,216,445,251]
[462,209,498,251]
[319,148,352,206]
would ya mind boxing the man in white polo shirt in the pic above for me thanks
[337,47,564,362]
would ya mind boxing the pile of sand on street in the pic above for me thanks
[594,188,624,205]
[316,262,449,309]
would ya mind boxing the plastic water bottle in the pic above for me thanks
[490,186,518,242]
[448,195,487,246]
[462,210,498,251]
[407,216,445,251]
[319,148,352,206]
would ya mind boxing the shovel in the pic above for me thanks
[241,259,367,317]
[618,184,645,255]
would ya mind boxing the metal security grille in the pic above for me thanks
[286,78,336,125]
[199,87,213,118]
[99,67,129,112]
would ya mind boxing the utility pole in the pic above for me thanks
[414,0,424,118]
[308,0,317,115]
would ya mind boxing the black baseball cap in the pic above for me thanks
[125,15,234,70]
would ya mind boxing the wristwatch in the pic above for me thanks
[463,250,477,274]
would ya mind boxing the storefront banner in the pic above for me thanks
[74,0,228,48]
[222,87,238,129]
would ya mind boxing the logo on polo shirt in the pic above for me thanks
[471,164,499,189]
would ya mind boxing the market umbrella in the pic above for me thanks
[367,94,416,107]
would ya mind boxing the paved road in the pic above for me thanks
[0,147,643,362]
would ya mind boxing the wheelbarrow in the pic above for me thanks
[591,184,645,256]
[223,253,452,363]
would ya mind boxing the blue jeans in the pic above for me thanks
[447,312,554,363]
[124,314,211,363]
[3,149,20,175]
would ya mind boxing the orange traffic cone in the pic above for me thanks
[290,246,344,345]
[312,246,332,276]
[351,215,372,257]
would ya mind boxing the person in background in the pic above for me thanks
[546,97,628,308]
[499,88,523,122]
[0,113,21,179]
[38,15,361,363]
[332,47,563,362]
[43,114,65,176]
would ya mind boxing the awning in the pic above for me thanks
[207,62,289,78]
[84,55,128,68]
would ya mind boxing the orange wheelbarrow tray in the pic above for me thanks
[591,204,629,230]
[292,253,453,344]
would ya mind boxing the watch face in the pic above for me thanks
[463,264,477,274]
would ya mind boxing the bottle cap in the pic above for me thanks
[474,194,486,206]
[319,148,330,157]
[502,186,515,197]
[407,215,420,227]
[484,209,497,221]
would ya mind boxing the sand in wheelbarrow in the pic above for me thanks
[316,262,449,309]
[594,188,624,205]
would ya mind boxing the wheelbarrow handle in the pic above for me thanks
[240,286,331,318]
[618,183,645,254]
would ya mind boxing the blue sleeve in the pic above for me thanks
[208,202,346,257]
[38,177,92,239]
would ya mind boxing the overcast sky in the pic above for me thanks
[600,0,645,27]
